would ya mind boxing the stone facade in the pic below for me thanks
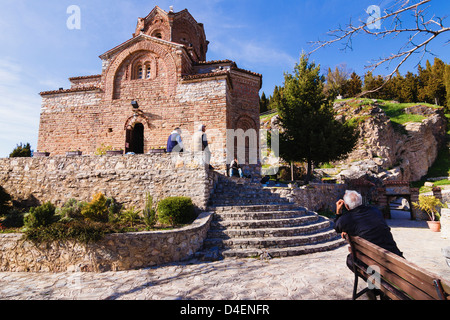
[0,212,213,272]
[37,6,262,167]
[0,153,214,211]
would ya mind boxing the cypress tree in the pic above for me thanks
[277,54,358,183]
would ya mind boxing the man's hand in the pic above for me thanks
[336,199,345,215]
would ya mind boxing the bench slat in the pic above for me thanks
[353,249,435,300]
[347,236,450,300]
[351,237,442,299]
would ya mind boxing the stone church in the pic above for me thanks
[37,6,262,166]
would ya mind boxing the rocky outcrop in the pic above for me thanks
[261,100,447,183]
[333,100,447,182]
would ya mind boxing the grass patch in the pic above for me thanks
[260,111,278,120]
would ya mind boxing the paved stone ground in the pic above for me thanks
[0,219,448,300]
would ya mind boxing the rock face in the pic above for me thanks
[260,101,447,182]
[332,100,447,182]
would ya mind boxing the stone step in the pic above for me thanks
[212,209,311,221]
[197,173,343,262]
[208,203,298,213]
[203,228,339,250]
[211,212,316,228]
[220,237,346,259]
[208,219,331,239]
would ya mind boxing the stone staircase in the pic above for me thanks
[197,174,345,260]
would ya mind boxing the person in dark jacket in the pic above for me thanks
[335,190,403,299]
[167,128,184,153]
[229,158,244,178]
[335,190,403,257]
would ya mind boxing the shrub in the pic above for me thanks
[143,193,157,228]
[81,192,109,222]
[157,197,196,226]
[106,196,122,223]
[57,198,86,221]
[2,208,25,229]
[23,202,57,229]
[23,220,122,244]
[9,142,32,158]
[119,206,141,227]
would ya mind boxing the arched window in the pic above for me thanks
[145,64,151,79]
[132,59,154,80]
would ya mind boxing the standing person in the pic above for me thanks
[193,124,213,169]
[166,127,184,153]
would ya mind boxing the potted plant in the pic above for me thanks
[413,195,443,232]
[33,151,50,157]
[106,149,124,156]
[66,150,82,156]
[148,146,166,154]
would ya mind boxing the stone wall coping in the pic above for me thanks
[0,212,214,272]
[0,211,213,242]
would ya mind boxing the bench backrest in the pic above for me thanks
[346,235,450,300]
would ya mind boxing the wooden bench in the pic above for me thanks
[345,235,450,300]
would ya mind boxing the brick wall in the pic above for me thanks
[37,8,262,167]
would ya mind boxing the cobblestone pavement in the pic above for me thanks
[0,219,448,300]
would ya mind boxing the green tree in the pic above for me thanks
[324,64,350,99]
[345,72,362,98]
[9,143,32,158]
[277,54,358,183]
[444,64,450,112]
[268,85,283,110]
[398,71,418,103]
[418,58,446,106]
[259,92,269,113]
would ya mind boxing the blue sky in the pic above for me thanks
[0,0,448,157]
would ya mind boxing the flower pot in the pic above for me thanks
[33,152,50,157]
[66,151,82,156]
[148,149,166,154]
[106,150,123,156]
[427,221,441,232]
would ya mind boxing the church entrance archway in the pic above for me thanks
[125,123,145,154]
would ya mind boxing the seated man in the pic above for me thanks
[335,190,403,257]
[229,158,244,178]
[335,190,404,298]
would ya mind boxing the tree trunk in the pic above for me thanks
[291,162,294,181]
[306,158,312,184]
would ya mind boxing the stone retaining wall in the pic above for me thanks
[0,153,214,211]
[0,212,213,272]
[266,183,347,212]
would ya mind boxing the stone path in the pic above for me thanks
[0,219,448,300]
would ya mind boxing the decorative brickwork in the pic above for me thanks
[37,6,262,167]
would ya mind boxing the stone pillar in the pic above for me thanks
[375,187,389,218]
[432,186,443,203]
[441,208,450,239]
[410,188,426,220]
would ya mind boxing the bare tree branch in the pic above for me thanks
[308,0,449,97]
